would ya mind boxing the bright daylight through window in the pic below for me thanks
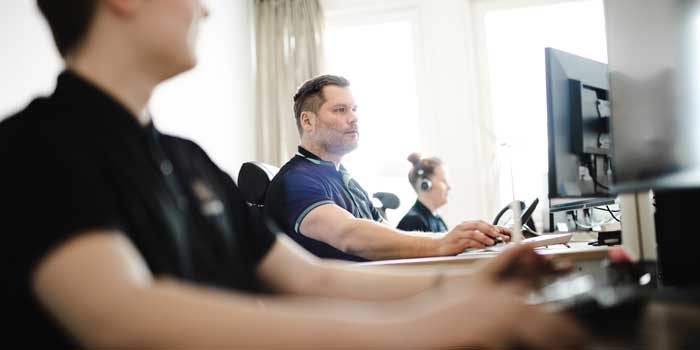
[324,16,421,223]
[483,0,608,224]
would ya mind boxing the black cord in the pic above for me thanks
[592,155,597,193]
[592,206,622,222]
[594,206,620,213]
[590,160,597,193]
[587,156,610,191]
[593,100,611,189]
[606,205,621,222]
[610,211,620,222]
[595,100,604,148]
[606,205,619,212]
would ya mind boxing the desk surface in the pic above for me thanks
[362,242,700,348]
[358,242,610,268]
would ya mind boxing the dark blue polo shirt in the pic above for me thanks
[265,147,383,261]
[397,200,448,234]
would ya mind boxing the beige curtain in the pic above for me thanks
[254,0,325,166]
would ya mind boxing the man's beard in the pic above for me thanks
[328,141,358,156]
[322,134,358,157]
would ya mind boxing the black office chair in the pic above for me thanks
[237,161,280,208]
[372,192,400,220]
[238,161,398,222]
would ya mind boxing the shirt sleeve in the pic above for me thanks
[267,170,334,234]
[1,127,125,291]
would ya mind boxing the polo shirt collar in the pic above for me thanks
[54,70,150,136]
[296,146,353,187]
[297,146,334,166]
[415,199,439,218]
[297,146,351,172]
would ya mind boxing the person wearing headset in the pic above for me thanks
[397,153,450,233]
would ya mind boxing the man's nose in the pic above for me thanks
[348,110,358,124]
[199,1,210,18]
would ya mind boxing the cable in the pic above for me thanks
[591,207,622,222]
[595,100,605,148]
[594,207,620,213]
[605,205,621,222]
[605,205,620,212]
[571,205,621,229]
[590,100,612,192]
[588,166,610,191]
[587,155,610,191]
[574,215,619,228]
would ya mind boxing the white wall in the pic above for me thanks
[0,0,256,178]
[151,0,256,177]
[0,1,63,117]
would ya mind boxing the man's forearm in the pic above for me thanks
[92,278,426,349]
[340,219,441,259]
[303,261,477,301]
[259,237,477,302]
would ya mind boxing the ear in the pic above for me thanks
[103,0,140,16]
[300,111,316,134]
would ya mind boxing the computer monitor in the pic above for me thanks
[605,0,700,192]
[604,0,700,287]
[545,47,615,212]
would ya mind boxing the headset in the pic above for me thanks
[416,168,432,191]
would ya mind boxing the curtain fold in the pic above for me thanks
[254,0,325,166]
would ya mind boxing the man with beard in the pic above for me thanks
[266,75,511,262]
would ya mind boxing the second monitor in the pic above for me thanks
[545,47,615,212]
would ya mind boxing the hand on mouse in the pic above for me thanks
[494,225,512,242]
[438,220,510,253]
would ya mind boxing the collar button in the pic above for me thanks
[160,160,174,176]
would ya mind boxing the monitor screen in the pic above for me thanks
[605,0,700,192]
[545,47,615,209]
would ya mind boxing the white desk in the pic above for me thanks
[357,242,611,273]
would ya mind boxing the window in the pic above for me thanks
[476,0,608,225]
[324,9,422,223]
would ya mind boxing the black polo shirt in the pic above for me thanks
[397,200,448,233]
[0,71,276,349]
[264,147,383,262]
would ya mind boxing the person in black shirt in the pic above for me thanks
[0,1,585,349]
[397,153,450,233]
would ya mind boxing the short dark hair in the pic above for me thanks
[37,0,98,57]
[293,75,350,134]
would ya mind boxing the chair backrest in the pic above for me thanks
[372,192,400,220]
[237,161,280,206]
